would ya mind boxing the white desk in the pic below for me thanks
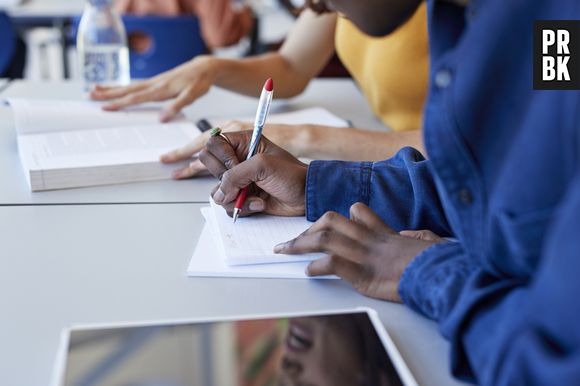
[5,0,84,18]
[0,204,467,386]
[0,78,384,205]
[0,79,10,92]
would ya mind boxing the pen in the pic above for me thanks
[196,118,214,133]
[233,77,274,223]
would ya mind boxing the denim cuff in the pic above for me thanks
[306,160,373,221]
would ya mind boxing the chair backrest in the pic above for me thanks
[0,12,16,77]
[72,15,207,79]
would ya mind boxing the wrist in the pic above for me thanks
[191,55,220,83]
[289,125,315,158]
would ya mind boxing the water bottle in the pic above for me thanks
[77,0,130,91]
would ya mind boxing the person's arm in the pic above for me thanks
[280,126,425,160]
[191,0,254,49]
[91,9,337,120]
[399,174,580,385]
[305,147,450,235]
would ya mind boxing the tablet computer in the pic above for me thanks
[51,308,417,386]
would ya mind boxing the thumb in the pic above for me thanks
[349,202,396,235]
[160,132,209,163]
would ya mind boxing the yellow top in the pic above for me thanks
[334,3,429,132]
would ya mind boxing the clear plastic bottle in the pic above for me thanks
[77,0,130,91]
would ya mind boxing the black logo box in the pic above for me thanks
[534,20,580,90]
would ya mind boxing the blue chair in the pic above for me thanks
[123,15,207,78]
[0,12,17,77]
[71,15,207,79]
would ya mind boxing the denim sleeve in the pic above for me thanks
[305,147,452,236]
[399,175,580,385]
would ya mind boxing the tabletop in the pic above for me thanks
[0,203,467,386]
[0,78,385,206]
[0,78,10,92]
[4,0,84,19]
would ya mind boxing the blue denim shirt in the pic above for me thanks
[305,0,580,384]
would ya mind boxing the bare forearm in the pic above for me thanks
[292,126,425,161]
[207,9,336,99]
[209,54,311,98]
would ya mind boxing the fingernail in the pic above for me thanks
[305,263,313,276]
[273,242,285,253]
[249,200,264,211]
[171,170,182,179]
[213,189,225,203]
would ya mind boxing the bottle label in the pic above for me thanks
[81,45,130,87]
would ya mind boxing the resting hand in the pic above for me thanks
[90,55,216,122]
[200,131,307,217]
[275,203,442,302]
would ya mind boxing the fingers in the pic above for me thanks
[199,149,229,181]
[221,120,252,133]
[274,211,368,258]
[306,255,365,284]
[102,87,162,111]
[160,132,209,164]
[160,85,206,122]
[349,202,396,235]
[400,229,443,242]
[200,134,242,177]
[211,154,268,204]
[211,194,267,217]
[171,159,206,180]
[90,82,149,100]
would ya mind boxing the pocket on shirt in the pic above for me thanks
[495,208,555,275]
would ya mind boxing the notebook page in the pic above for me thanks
[188,221,337,279]
[17,122,200,170]
[8,98,189,135]
[214,107,349,128]
[208,199,325,266]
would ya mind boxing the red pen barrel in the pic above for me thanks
[235,187,249,211]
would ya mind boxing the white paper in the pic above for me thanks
[17,123,199,170]
[188,224,337,279]
[9,98,200,190]
[216,107,349,128]
[207,201,324,266]
[8,98,189,135]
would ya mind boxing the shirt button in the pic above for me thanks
[458,188,473,205]
[435,69,452,89]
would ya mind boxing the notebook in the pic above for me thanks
[187,224,336,279]
[206,199,324,265]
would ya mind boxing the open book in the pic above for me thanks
[10,99,348,191]
[9,99,201,191]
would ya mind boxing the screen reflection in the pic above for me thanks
[62,313,404,386]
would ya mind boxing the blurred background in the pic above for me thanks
[0,0,320,82]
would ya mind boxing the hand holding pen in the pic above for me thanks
[233,78,274,222]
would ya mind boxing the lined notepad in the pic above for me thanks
[187,224,338,279]
[206,200,324,266]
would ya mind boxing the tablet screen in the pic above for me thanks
[60,311,406,386]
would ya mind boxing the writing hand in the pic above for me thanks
[200,131,307,217]
[160,120,305,179]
